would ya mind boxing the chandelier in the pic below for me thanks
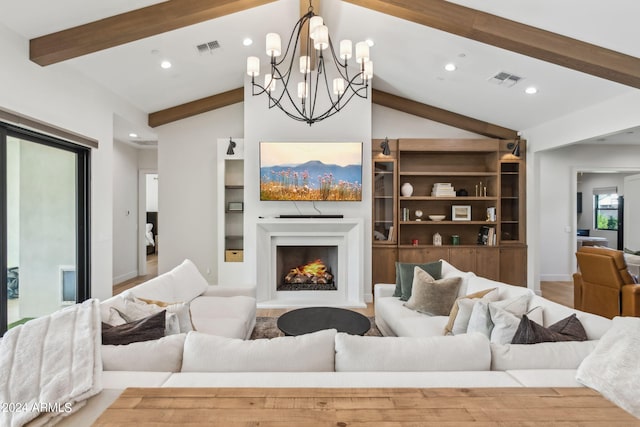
[246,1,373,125]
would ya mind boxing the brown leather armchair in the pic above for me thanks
[574,246,640,318]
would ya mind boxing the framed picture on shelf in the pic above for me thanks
[452,205,471,221]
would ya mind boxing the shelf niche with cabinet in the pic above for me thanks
[371,138,527,288]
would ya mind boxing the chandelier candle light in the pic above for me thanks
[246,1,373,125]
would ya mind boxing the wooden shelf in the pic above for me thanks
[400,196,498,201]
[400,221,497,225]
[225,185,244,189]
[400,171,496,177]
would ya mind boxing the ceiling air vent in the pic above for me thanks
[488,71,522,88]
[196,40,221,54]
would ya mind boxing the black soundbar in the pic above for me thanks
[278,214,344,219]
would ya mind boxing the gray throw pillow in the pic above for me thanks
[404,267,462,316]
[511,314,587,344]
[102,310,166,346]
[394,260,443,301]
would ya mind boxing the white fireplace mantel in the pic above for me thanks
[256,218,365,308]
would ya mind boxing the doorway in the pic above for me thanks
[1,123,90,334]
[138,170,158,276]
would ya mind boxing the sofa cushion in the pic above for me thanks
[334,332,491,371]
[512,314,587,344]
[404,268,462,316]
[181,329,336,372]
[394,261,442,301]
[129,259,208,303]
[490,340,598,371]
[134,296,193,333]
[102,333,186,372]
[444,288,499,335]
[439,260,476,296]
[189,295,256,339]
[375,295,450,337]
[576,316,640,418]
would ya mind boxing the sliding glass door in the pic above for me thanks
[1,123,90,334]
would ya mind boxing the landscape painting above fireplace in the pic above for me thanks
[260,142,362,202]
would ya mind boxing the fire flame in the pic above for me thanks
[291,259,327,277]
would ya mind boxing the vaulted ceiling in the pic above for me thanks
[1,0,638,142]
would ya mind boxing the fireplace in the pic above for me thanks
[256,218,365,308]
[276,246,338,291]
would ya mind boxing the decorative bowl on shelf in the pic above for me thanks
[428,215,446,221]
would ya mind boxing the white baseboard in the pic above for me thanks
[540,274,573,282]
[113,270,138,285]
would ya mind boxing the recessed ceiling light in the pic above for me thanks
[243,38,253,46]
[444,63,456,72]
[525,86,538,94]
[366,39,375,47]
[160,60,172,69]
[129,133,138,138]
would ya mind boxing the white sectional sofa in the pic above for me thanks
[48,259,640,425]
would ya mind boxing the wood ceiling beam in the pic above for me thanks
[30,0,277,66]
[373,89,518,139]
[344,0,640,89]
[148,88,244,127]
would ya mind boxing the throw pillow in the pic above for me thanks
[134,295,193,333]
[511,314,587,344]
[443,287,498,335]
[101,310,166,345]
[106,292,181,335]
[488,305,521,344]
[576,316,640,418]
[467,294,531,338]
[394,261,442,301]
[403,268,462,316]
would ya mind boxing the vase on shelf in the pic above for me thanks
[401,182,414,197]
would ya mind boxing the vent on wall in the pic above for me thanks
[488,71,523,88]
[196,40,221,54]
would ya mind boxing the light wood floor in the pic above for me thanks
[113,259,573,316]
[112,254,157,295]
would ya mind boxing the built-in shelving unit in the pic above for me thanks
[371,138,527,287]
[224,161,244,262]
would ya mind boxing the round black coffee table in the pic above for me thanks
[277,307,371,336]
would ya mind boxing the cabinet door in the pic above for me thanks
[500,246,527,286]
[475,247,500,281]
[372,246,397,287]
[449,247,475,272]
[399,247,449,264]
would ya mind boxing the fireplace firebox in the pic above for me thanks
[276,246,338,291]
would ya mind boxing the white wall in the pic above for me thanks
[0,22,151,300]
[112,140,140,284]
[372,105,484,139]
[146,174,158,212]
[536,144,640,283]
[243,78,374,299]
[155,103,244,279]
[624,174,640,252]
[577,172,636,250]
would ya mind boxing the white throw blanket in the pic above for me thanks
[0,299,102,427]
[576,316,640,419]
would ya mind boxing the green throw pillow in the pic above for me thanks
[393,260,443,301]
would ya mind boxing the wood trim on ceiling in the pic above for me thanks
[148,88,244,128]
[147,86,515,139]
[343,0,640,89]
[373,90,518,140]
[30,0,277,66]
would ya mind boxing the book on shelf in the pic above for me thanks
[387,226,394,241]
[431,183,456,197]
[477,225,497,246]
